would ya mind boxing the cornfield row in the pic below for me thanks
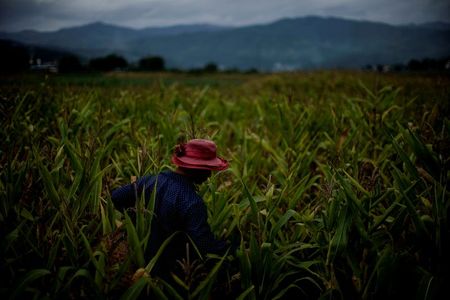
[0,71,449,299]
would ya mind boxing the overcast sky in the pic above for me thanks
[1,0,449,32]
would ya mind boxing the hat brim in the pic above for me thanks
[171,155,229,171]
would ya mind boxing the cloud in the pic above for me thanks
[322,0,450,24]
[0,0,449,32]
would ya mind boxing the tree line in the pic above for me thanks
[1,39,448,74]
[54,54,450,74]
[33,53,225,74]
[363,56,450,73]
[31,52,250,74]
[0,40,169,73]
[59,54,166,73]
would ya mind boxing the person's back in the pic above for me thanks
[111,139,230,280]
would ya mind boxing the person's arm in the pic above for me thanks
[111,175,153,210]
[183,195,228,256]
[111,183,135,211]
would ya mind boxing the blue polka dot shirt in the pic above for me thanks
[111,170,227,258]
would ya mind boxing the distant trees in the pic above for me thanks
[138,56,165,71]
[364,57,449,73]
[406,57,448,71]
[187,62,220,74]
[203,62,218,73]
[0,40,29,72]
[58,55,83,73]
[4,45,448,74]
[89,54,128,71]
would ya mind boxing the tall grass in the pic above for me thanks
[0,71,448,299]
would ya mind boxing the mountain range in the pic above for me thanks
[1,16,449,70]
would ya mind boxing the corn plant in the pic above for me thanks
[0,71,448,299]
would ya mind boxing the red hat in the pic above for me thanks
[171,139,229,171]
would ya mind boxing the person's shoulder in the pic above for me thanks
[140,171,172,183]
[165,171,199,195]
[162,170,187,184]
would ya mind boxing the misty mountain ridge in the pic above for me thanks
[8,21,231,39]
[404,21,450,31]
[1,16,449,70]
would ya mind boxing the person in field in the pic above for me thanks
[111,139,231,280]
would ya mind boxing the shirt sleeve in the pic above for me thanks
[183,195,228,256]
[111,176,152,210]
[111,183,135,210]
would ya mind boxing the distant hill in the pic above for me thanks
[0,22,231,55]
[1,16,449,70]
[139,24,232,36]
[414,22,450,31]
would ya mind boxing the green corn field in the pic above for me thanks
[0,71,449,299]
